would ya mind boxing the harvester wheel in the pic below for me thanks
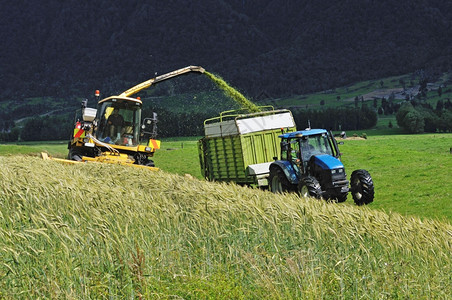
[350,169,374,205]
[269,167,295,193]
[298,176,322,199]
[68,149,83,161]
[145,159,155,167]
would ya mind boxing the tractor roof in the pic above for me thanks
[279,129,328,139]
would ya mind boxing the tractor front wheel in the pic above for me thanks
[269,167,295,193]
[298,176,322,199]
[350,169,375,205]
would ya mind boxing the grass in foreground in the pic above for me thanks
[1,156,451,298]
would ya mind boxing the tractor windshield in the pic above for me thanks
[96,99,142,146]
[299,133,334,162]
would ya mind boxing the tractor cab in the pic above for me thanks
[280,129,341,175]
[95,96,143,147]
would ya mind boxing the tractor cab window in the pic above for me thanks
[299,134,334,162]
[96,100,141,146]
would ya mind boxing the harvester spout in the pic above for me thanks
[119,65,205,97]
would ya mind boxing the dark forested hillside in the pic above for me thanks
[0,0,451,100]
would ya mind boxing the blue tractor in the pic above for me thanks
[268,129,374,205]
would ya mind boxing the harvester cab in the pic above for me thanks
[69,94,159,168]
[67,65,205,169]
[269,129,375,205]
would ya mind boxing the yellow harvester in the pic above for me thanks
[61,65,205,170]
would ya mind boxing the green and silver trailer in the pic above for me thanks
[198,107,297,187]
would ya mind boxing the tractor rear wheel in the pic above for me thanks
[298,176,322,199]
[350,169,374,205]
[269,167,295,193]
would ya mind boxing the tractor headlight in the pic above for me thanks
[332,168,345,175]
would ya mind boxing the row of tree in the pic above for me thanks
[396,102,452,133]
[4,100,452,142]
[292,106,377,132]
[0,115,73,142]
[0,106,379,142]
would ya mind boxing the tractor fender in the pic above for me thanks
[270,161,299,185]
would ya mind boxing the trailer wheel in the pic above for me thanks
[298,176,322,199]
[269,167,294,193]
[350,169,374,205]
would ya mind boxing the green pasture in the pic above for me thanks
[339,134,452,222]
[1,133,451,223]
[0,141,68,157]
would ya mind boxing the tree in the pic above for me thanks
[396,103,425,133]
[403,110,424,133]
[438,86,442,97]
[399,79,406,90]
[396,103,411,127]
[439,111,452,132]
[378,107,384,115]
[418,76,428,98]
[436,100,444,111]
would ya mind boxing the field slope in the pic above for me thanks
[1,156,451,298]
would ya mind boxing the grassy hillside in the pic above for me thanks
[266,72,452,112]
[1,156,451,298]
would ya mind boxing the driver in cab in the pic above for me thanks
[107,108,124,142]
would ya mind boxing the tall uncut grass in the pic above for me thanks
[1,156,451,298]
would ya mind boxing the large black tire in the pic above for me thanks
[336,192,348,203]
[145,159,155,167]
[269,167,296,193]
[350,169,375,205]
[297,176,322,199]
[68,148,83,161]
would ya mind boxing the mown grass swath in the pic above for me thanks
[1,156,451,298]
